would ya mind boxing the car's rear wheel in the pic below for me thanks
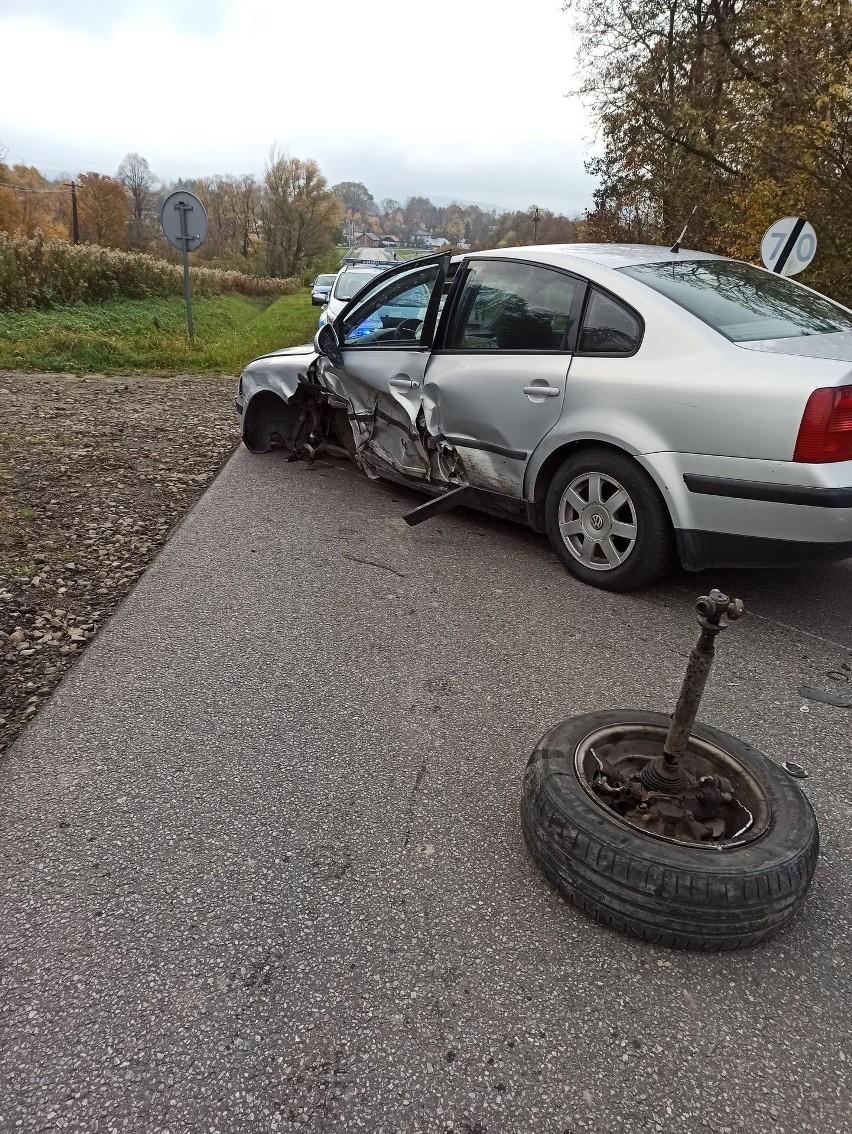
[545,447,674,591]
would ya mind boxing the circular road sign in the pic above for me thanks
[760,216,817,277]
[160,190,208,253]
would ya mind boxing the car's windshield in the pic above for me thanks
[619,258,852,342]
[334,269,385,301]
[315,274,335,287]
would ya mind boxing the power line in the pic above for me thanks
[0,182,65,193]
[0,178,79,243]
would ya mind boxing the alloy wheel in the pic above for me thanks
[557,471,638,571]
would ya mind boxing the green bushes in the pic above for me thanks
[0,232,301,311]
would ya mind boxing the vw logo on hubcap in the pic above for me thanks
[589,513,605,531]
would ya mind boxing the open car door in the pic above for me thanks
[317,253,452,484]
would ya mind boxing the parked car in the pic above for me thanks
[311,274,336,306]
[318,263,394,328]
[236,244,852,591]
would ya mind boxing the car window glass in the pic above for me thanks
[334,269,386,302]
[341,264,441,348]
[448,261,578,351]
[619,258,852,342]
[579,290,641,354]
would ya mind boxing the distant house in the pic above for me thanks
[423,235,449,249]
[380,235,400,247]
[352,229,382,248]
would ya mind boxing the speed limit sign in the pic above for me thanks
[760,217,817,277]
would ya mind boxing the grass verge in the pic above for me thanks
[0,290,319,374]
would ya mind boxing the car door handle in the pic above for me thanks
[389,376,419,389]
[523,385,560,396]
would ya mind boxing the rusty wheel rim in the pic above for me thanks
[573,723,772,849]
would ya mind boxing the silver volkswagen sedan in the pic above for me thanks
[235,244,852,591]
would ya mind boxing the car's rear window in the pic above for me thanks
[315,274,335,286]
[619,258,852,342]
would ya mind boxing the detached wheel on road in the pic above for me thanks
[545,447,674,591]
[521,710,819,950]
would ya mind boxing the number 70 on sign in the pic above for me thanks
[760,216,817,277]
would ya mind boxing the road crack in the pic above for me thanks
[342,553,406,578]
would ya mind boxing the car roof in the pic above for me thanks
[464,243,725,271]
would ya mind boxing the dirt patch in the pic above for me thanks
[0,370,239,756]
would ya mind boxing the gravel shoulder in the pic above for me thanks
[0,369,238,755]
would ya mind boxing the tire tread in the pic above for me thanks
[520,713,819,951]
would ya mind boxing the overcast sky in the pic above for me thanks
[0,0,597,215]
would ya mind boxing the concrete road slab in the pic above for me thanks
[1,449,850,1134]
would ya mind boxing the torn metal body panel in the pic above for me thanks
[315,348,465,489]
[421,353,569,497]
[236,335,465,492]
[240,343,315,405]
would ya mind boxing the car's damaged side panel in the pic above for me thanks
[238,344,467,492]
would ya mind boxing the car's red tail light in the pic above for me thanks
[794,385,852,462]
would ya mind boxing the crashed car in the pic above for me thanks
[236,244,852,591]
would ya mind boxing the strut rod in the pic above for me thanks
[640,589,744,794]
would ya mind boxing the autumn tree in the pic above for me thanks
[196,175,233,260]
[190,174,260,266]
[117,152,157,246]
[444,213,465,246]
[563,0,852,301]
[0,164,66,239]
[76,172,131,247]
[117,152,155,219]
[332,180,377,217]
[0,184,22,235]
[402,196,435,241]
[466,206,579,250]
[225,175,262,259]
[261,148,342,277]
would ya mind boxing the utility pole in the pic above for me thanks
[67,181,79,244]
[532,206,540,245]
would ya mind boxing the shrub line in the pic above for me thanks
[0,232,300,311]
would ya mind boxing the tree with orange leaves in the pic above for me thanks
[75,173,131,247]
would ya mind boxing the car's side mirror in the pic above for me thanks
[315,321,344,368]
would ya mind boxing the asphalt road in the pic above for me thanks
[2,447,851,1134]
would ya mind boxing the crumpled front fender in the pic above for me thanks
[240,344,318,405]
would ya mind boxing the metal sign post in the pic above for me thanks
[760,216,817,277]
[160,191,209,340]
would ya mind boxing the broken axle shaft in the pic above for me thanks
[640,589,744,794]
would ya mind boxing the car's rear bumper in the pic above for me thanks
[676,529,852,570]
[682,474,852,509]
[642,452,852,546]
[639,451,852,569]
